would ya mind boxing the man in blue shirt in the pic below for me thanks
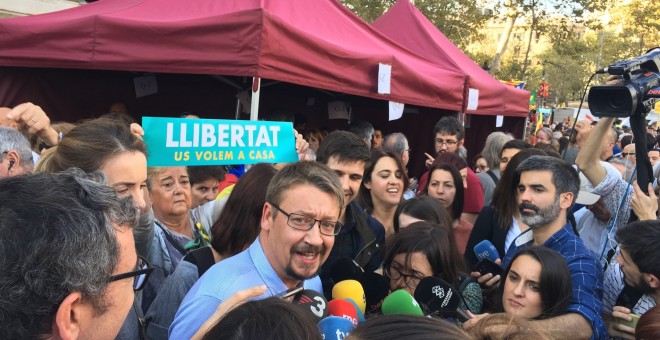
[503,156,606,339]
[169,161,344,339]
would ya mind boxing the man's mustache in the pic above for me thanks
[519,202,540,214]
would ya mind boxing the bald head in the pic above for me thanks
[623,143,636,165]
[0,107,18,129]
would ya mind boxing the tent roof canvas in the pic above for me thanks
[0,0,468,111]
[372,0,530,116]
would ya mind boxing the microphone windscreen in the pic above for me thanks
[414,277,461,315]
[358,271,390,313]
[292,289,329,322]
[332,280,366,314]
[328,299,358,327]
[317,316,355,339]
[381,289,423,316]
[344,298,366,324]
[330,257,363,283]
[474,240,500,262]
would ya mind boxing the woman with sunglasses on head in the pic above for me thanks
[383,221,483,314]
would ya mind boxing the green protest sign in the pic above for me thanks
[142,117,298,166]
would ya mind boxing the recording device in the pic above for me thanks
[414,277,471,323]
[471,259,503,277]
[474,240,500,263]
[358,271,390,314]
[292,289,329,322]
[344,298,366,323]
[317,316,355,339]
[616,313,641,329]
[381,289,424,316]
[332,280,366,314]
[276,286,303,300]
[588,48,660,193]
[330,257,364,283]
[471,241,502,277]
[589,48,660,118]
[328,299,359,326]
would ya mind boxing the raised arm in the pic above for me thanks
[575,117,615,186]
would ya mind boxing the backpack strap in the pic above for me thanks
[183,247,216,277]
[486,170,499,184]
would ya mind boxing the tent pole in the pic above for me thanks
[250,77,261,121]
[234,95,242,120]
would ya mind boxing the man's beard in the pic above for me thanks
[285,243,325,281]
[625,272,655,295]
[519,199,562,229]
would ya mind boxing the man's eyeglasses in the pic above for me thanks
[109,256,153,291]
[269,202,342,236]
[384,265,425,289]
[435,139,458,146]
[622,152,636,157]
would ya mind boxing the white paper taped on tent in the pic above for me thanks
[134,75,158,98]
[389,101,404,121]
[328,101,350,120]
[467,88,479,110]
[378,63,392,94]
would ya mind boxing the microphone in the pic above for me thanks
[328,299,358,327]
[474,240,499,262]
[317,316,354,340]
[332,280,366,314]
[330,257,364,283]
[344,298,366,324]
[381,289,424,316]
[414,277,471,322]
[358,271,390,314]
[292,289,329,322]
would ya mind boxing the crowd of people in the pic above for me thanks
[1,100,660,340]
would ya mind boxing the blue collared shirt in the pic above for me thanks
[504,223,606,340]
[169,237,323,339]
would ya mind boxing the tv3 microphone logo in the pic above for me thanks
[431,285,453,308]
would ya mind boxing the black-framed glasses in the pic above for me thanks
[384,265,425,289]
[269,202,342,236]
[435,139,458,146]
[622,152,636,157]
[109,256,153,291]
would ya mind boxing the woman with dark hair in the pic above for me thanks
[635,305,660,340]
[383,221,483,313]
[200,297,322,340]
[464,149,547,267]
[423,163,472,255]
[346,314,470,340]
[466,246,571,323]
[144,163,278,338]
[393,196,452,233]
[358,149,408,238]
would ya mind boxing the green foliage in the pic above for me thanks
[340,0,491,48]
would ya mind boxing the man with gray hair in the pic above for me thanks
[0,169,144,339]
[347,120,375,148]
[170,161,344,339]
[0,126,34,178]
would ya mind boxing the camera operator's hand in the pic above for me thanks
[605,75,625,85]
[574,120,593,148]
[631,181,658,220]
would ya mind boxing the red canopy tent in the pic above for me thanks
[0,0,468,113]
[372,0,530,117]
